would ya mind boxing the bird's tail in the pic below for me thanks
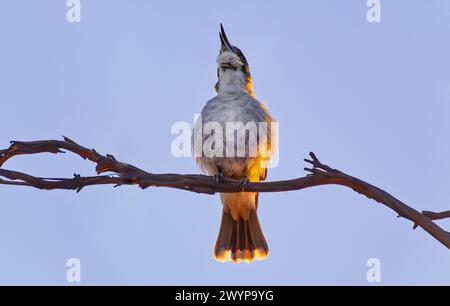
[214,209,269,263]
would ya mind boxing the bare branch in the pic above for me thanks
[422,210,450,221]
[1,137,450,249]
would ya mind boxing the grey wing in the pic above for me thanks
[191,97,219,155]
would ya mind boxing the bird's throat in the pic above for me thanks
[218,70,255,97]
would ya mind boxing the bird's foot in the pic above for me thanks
[239,177,249,190]
[213,172,224,184]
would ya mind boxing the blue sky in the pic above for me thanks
[0,0,449,285]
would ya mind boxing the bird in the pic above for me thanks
[193,24,275,263]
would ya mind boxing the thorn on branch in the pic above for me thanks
[304,153,336,175]
[63,136,76,144]
[304,167,318,174]
[139,183,150,189]
[309,152,319,162]
[106,154,117,161]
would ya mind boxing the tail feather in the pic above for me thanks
[214,210,268,263]
[248,210,268,259]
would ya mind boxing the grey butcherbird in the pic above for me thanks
[193,24,275,263]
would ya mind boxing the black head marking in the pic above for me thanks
[219,25,251,77]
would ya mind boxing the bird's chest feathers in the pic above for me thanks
[199,98,263,178]
[210,101,245,123]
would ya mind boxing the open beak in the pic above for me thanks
[219,23,233,53]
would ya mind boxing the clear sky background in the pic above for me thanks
[0,0,449,285]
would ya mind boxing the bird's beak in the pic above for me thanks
[219,23,233,53]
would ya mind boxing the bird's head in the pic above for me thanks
[215,24,255,97]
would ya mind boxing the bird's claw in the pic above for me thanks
[240,177,249,187]
[213,172,224,184]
